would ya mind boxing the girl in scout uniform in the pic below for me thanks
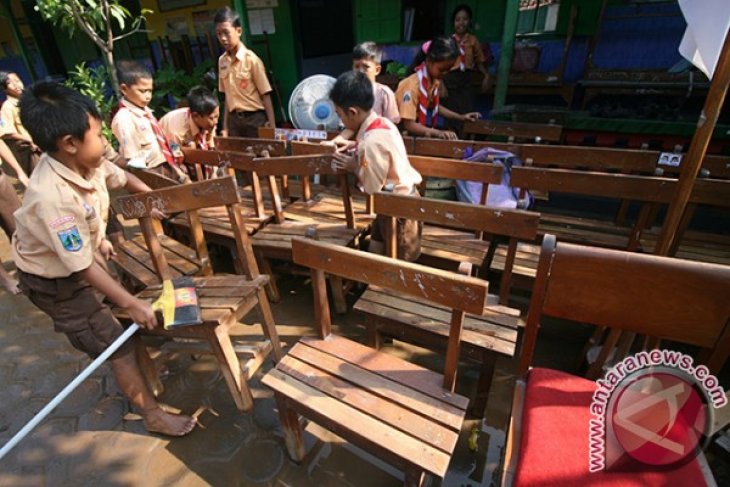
[395,36,482,141]
[215,7,276,137]
[0,71,40,175]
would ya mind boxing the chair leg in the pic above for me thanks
[329,275,348,314]
[367,322,382,350]
[472,353,497,418]
[205,324,254,413]
[404,468,427,487]
[256,287,284,361]
[134,337,163,397]
[257,254,281,303]
[274,393,306,462]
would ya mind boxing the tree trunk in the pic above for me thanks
[104,47,119,95]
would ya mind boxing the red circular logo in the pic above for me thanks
[610,371,707,467]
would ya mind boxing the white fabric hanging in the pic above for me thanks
[678,0,730,78]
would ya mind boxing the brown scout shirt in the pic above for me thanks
[452,32,486,71]
[111,98,166,169]
[159,107,216,150]
[12,153,128,278]
[394,72,443,123]
[356,112,422,195]
[218,43,272,112]
[0,96,31,139]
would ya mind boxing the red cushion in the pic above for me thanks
[513,368,706,486]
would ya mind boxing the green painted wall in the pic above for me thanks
[354,0,402,44]
[444,0,507,42]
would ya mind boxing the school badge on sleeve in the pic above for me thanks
[403,91,412,103]
[57,226,83,252]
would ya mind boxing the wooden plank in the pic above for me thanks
[214,136,287,156]
[115,177,240,219]
[182,148,229,167]
[463,120,563,142]
[511,167,677,202]
[261,368,454,477]
[408,156,502,184]
[690,178,730,207]
[292,238,488,315]
[520,144,658,173]
[291,141,335,155]
[300,335,469,411]
[250,154,344,176]
[277,355,459,453]
[411,138,521,159]
[374,193,539,240]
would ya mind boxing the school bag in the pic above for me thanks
[456,146,534,209]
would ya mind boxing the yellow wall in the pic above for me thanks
[139,0,231,39]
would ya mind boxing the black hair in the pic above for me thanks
[0,71,16,91]
[117,60,152,87]
[187,86,219,115]
[214,6,241,28]
[352,42,383,64]
[329,70,374,111]
[19,81,101,153]
[452,4,473,23]
[408,36,460,73]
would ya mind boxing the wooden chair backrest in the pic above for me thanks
[374,193,539,241]
[292,237,488,390]
[463,120,563,143]
[519,235,730,376]
[409,137,521,159]
[214,136,287,156]
[129,168,179,189]
[257,126,338,141]
[408,155,502,205]
[114,177,260,282]
[182,147,272,220]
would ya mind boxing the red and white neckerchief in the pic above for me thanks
[119,99,178,169]
[453,33,466,71]
[416,63,439,128]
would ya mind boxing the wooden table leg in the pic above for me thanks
[329,275,348,314]
[404,468,427,487]
[205,323,254,413]
[472,353,497,418]
[134,337,164,397]
[274,393,306,462]
[257,253,281,303]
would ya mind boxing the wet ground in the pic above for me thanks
[0,208,728,486]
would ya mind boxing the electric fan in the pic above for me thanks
[288,75,341,130]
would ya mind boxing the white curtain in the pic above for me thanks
[678,0,730,78]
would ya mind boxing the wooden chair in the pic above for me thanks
[112,169,207,292]
[263,238,487,486]
[501,235,730,486]
[112,177,283,412]
[244,152,370,312]
[355,192,538,416]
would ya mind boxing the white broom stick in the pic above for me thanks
[0,323,140,461]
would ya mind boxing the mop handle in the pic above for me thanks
[0,323,140,461]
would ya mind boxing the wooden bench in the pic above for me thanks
[501,235,730,486]
[263,238,487,486]
[113,177,283,412]
[355,192,539,416]
[463,120,563,144]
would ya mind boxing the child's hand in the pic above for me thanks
[463,112,482,122]
[437,130,458,140]
[18,172,29,187]
[333,151,359,173]
[126,298,158,330]
[150,208,168,220]
[99,239,117,261]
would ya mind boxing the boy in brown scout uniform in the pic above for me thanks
[13,82,196,436]
[330,71,423,261]
[0,71,41,175]
[215,7,276,137]
[111,61,190,183]
[159,86,219,151]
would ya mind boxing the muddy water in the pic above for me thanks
[0,218,535,487]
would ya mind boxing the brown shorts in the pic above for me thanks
[17,270,134,360]
[228,110,267,138]
[0,172,20,239]
[2,138,40,176]
[371,214,422,262]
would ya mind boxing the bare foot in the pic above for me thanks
[0,276,20,295]
[142,407,197,436]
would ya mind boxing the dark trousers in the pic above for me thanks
[228,110,267,138]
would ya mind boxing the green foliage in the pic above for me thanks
[35,0,150,40]
[64,63,115,142]
[385,61,408,77]
[151,60,216,116]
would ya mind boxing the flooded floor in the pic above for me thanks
[0,228,728,486]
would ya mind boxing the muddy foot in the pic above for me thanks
[142,407,197,437]
[0,276,20,295]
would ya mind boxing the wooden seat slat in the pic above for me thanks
[118,237,188,277]
[298,335,469,414]
[262,367,454,477]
